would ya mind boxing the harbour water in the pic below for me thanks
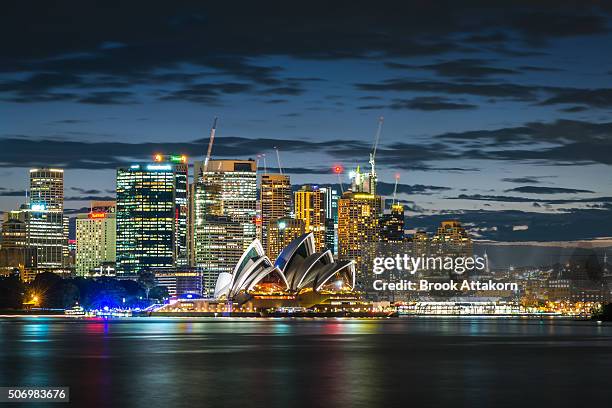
[1,317,611,407]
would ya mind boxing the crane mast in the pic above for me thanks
[204,117,218,171]
[392,173,399,205]
[368,116,384,194]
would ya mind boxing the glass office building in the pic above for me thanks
[116,156,188,276]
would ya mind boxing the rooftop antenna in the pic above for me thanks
[274,146,283,175]
[392,173,400,205]
[204,117,218,172]
[333,165,344,194]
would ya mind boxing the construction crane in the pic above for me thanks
[369,116,384,174]
[273,146,283,175]
[368,116,384,194]
[204,117,218,171]
[392,173,400,205]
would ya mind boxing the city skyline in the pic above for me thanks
[2,2,612,241]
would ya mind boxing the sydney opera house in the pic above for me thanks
[158,233,369,314]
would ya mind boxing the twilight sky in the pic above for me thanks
[1,1,612,241]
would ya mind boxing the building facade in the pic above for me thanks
[267,217,305,261]
[260,174,292,258]
[380,203,405,243]
[116,160,185,275]
[338,191,383,277]
[27,168,67,271]
[430,220,473,259]
[193,215,244,297]
[320,186,339,255]
[75,202,116,276]
[191,159,257,294]
[294,185,326,252]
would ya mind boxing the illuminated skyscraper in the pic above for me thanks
[29,168,64,212]
[194,215,244,296]
[192,159,257,290]
[294,185,326,252]
[193,159,257,244]
[158,154,189,266]
[75,202,116,276]
[0,209,37,278]
[338,191,383,276]
[267,217,305,261]
[116,156,188,275]
[26,168,67,271]
[260,174,292,258]
[380,204,405,243]
[320,186,339,255]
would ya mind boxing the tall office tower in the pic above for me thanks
[27,168,66,271]
[75,201,116,276]
[192,159,257,291]
[194,215,244,296]
[338,191,383,277]
[294,185,326,252]
[0,210,37,277]
[430,220,473,258]
[116,156,188,275]
[320,186,339,255]
[380,203,405,243]
[260,174,292,258]
[267,217,305,261]
[30,168,64,211]
[156,154,189,267]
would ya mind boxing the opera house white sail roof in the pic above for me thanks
[214,233,355,300]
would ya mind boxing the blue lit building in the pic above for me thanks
[116,155,189,276]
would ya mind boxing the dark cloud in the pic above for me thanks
[559,106,588,113]
[0,190,26,197]
[3,118,611,170]
[0,134,366,170]
[519,65,563,72]
[64,207,90,215]
[377,181,451,196]
[410,207,612,241]
[159,83,252,104]
[1,1,610,104]
[502,177,542,184]
[77,91,138,105]
[71,187,102,195]
[434,119,612,165]
[386,59,519,79]
[52,119,89,124]
[450,194,612,204]
[355,79,543,100]
[360,96,477,111]
[539,88,612,108]
[264,99,289,104]
[258,86,304,96]
[262,167,334,175]
[65,195,115,201]
[505,186,595,194]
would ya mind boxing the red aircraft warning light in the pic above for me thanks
[333,164,344,174]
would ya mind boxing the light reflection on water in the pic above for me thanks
[0,317,611,408]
